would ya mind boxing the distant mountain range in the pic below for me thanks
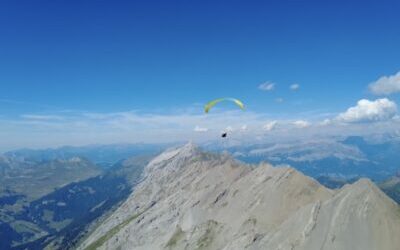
[79,143,400,250]
[1,137,400,249]
[0,156,101,201]
[379,171,400,204]
[204,136,400,203]
[4,143,167,169]
[0,153,153,249]
[204,135,400,182]
[0,156,99,249]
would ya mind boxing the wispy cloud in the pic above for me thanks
[290,83,300,91]
[258,81,275,91]
[225,126,234,132]
[194,125,208,132]
[263,121,278,131]
[0,98,65,110]
[1,103,399,151]
[293,120,311,128]
[320,119,332,126]
[21,114,65,121]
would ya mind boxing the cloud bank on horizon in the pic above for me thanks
[2,70,400,151]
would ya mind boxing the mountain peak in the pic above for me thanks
[151,142,199,161]
[143,142,202,176]
[179,141,199,154]
[339,178,381,198]
[337,178,400,212]
[80,148,400,250]
[351,177,375,188]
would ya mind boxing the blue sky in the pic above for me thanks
[1,1,400,150]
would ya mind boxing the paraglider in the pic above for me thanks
[204,98,245,138]
[204,98,245,113]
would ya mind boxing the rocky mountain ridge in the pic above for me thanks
[79,143,400,250]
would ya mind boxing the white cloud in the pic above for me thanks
[290,83,300,91]
[336,98,397,123]
[194,125,208,132]
[21,114,65,121]
[293,120,310,128]
[320,119,332,126]
[225,126,234,132]
[258,81,275,91]
[393,115,400,121]
[263,121,278,131]
[0,109,271,149]
[369,71,400,95]
[275,98,284,103]
[4,100,400,151]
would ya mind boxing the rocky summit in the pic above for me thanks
[79,143,400,250]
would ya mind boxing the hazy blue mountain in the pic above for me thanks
[5,143,167,169]
[316,175,359,189]
[379,171,400,204]
[0,155,151,249]
[204,136,400,183]
[203,136,400,205]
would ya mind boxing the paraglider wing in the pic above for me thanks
[204,98,245,113]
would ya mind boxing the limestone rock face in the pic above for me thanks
[79,143,400,250]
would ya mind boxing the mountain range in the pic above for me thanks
[5,143,167,169]
[204,136,400,182]
[79,143,400,250]
[1,138,400,249]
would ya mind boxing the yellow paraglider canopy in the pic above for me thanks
[204,98,245,113]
